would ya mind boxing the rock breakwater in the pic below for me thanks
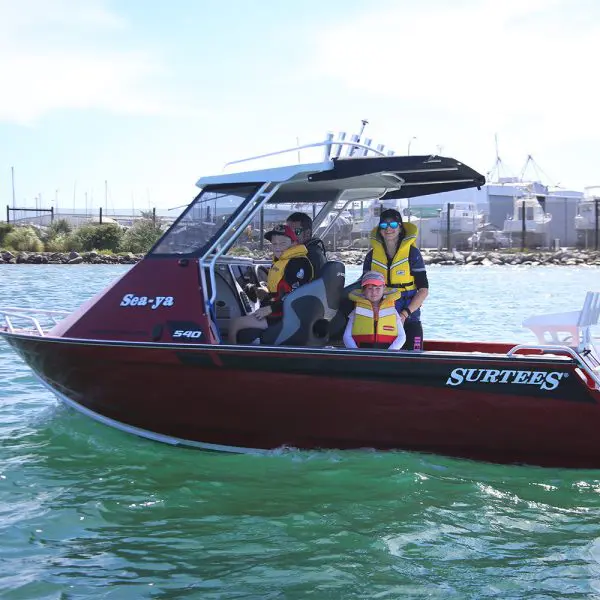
[0,251,143,265]
[1,249,599,266]
[329,248,600,267]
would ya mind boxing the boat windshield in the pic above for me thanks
[151,185,260,256]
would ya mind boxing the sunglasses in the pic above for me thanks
[293,228,304,236]
[379,221,400,230]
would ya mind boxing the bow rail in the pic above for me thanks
[0,307,70,336]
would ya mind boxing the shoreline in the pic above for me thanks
[1,248,600,266]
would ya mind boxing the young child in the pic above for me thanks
[228,224,313,344]
[343,271,407,350]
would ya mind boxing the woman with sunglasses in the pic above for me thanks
[362,208,429,350]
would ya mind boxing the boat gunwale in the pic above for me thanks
[0,327,582,366]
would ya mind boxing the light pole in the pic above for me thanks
[407,136,417,155]
[11,166,16,209]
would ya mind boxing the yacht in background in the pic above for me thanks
[503,186,552,247]
[429,201,484,248]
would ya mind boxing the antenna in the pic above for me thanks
[349,119,369,156]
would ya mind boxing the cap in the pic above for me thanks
[379,208,403,224]
[361,271,385,287]
[264,224,298,243]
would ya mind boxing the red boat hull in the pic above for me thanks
[5,332,600,468]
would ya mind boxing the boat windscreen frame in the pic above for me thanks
[198,181,283,341]
[149,183,264,258]
[196,179,403,343]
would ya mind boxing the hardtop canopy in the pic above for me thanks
[154,136,486,259]
[197,154,485,204]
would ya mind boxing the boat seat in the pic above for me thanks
[209,271,247,341]
[327,279,362,341]
[241,261,346,347]
[522,291,600,350]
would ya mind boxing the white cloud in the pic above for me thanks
[0,0,193,124]
[0,0,126,32]
[312,0,599,144]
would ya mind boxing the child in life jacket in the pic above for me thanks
[343,271,407,350]
[228,224,313,344]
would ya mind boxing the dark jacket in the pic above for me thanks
[262,256,314,318]
[305,237,327,277]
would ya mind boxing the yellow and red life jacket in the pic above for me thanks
[266,244,309,293]
[348,288,402,347]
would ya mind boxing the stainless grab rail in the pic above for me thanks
[0,307,70,336]
[507,343,600,389]
[223,134,388,169]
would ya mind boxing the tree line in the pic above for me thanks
[0,214,163,254]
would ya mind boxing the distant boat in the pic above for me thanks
[430,201,483,234]
[575,186,600,232]
[503,187,552,247]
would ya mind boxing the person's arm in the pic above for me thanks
[388,312,408,350]
[402,288,429,319]
[343,311,358,348]
[401,247,429,319]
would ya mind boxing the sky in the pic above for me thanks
[0,0,599,214]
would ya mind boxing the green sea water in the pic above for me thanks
[2,264,600,599]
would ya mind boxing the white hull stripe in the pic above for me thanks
[33,374,267,455]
